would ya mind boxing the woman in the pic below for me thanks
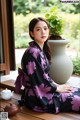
[15,17,80,114]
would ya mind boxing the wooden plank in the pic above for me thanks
[0,80,15,91]
[0,80,23,93]
[0,96,43,120]
[0,100,42,120]
[10,112,43,120]
[3,92,80,120]
[20,107,80,120]
[60,113,80,120]
[0,80,80,120]
[1,93,80,120]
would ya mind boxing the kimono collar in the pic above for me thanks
[29,41,43,52]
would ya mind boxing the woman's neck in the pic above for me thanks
[34,41,44,50]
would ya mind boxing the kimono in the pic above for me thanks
[15,41,80,114]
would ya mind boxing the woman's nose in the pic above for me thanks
[41,29,45,34]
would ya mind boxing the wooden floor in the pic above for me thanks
[0,80,80,120]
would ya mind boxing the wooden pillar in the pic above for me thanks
[0,0,10,74]
[6,0,16,70]
[0,0,15,75]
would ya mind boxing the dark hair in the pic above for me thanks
[29,17,51,63]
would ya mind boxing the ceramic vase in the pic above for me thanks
[49,39,73,84]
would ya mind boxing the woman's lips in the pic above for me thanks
[41,36,46,38]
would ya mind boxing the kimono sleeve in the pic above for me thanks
[23,55,57,94]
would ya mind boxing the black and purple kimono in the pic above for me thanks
[15,41,80,114]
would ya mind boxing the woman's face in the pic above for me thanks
[30,21,49,45]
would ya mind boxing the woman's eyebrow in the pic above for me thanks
[35,26,48,28]
[35,27,41,28]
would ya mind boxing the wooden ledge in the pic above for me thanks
[0,80,15,91]
[0,80,24,93]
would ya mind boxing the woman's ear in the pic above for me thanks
[30,31,34,38]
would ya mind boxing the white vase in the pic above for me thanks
[49,39,73,84]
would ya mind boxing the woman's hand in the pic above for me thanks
[56,84,73,93]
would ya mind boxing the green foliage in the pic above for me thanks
[45,6,64,37]
[13,0,45,15]
[59,3,75,13]
[64,14,80,39]
[14,12,79,50]
[61,13,80,51]
[13,0,80,16]
[14,13,34,40]
[72,55,80,75]
[15,37,31,48]
[16,64,21,70]
[31,0,44,13]
[13,0,30,15]
[72,3,80,14]
[14,13,44,48]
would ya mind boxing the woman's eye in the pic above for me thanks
[44,28,48,30]
[36,29,40,31]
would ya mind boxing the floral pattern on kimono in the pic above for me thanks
[15,41,80,114]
